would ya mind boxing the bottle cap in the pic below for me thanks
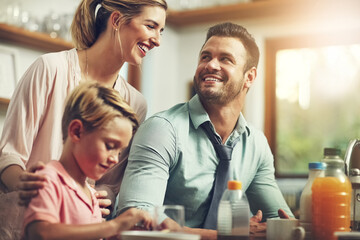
[228,180,242,190]
[324,148,341,157]
[309,162,326,170]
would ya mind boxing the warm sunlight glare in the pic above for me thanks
[276,45,360,110]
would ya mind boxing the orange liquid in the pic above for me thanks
[312,176,352,240]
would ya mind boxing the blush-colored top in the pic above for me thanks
[22,161,102,238]
[0,48,147,240]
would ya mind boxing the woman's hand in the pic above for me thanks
[94,190,112,218]
[18,162,46,206]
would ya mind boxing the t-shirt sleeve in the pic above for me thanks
[121,79,148,124]
[23,173,62,231]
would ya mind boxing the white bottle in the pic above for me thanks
[299,162,325,240]
[217,180,250,240]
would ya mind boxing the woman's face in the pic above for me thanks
[119,6,166,65]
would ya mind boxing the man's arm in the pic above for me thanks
[117,116,177,214]
[246,133,293,220]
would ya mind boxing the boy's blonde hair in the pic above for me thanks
[71,0,168,50]
[61,81,139,142]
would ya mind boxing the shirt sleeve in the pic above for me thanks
[23,174,61,232]
[245,132,294,219]
[120,78,148,124]
[117,116,177,214]
[0,56,51,190]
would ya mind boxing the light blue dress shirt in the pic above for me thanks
[117,95,293,227]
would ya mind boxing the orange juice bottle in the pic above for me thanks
[312,148,352,240]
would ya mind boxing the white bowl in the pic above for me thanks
[121,231,201,240]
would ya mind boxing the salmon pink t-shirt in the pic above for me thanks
[22,161,102,237]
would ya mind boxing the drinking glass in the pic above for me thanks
[153,205,185,232]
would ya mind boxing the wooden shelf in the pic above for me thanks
[0,23,73,104]
[0,98,10,105]
[166,0,360,27]
[0,23,73,52]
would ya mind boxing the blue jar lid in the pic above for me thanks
[309,162,326,170]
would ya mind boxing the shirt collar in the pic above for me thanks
[47,161,78,191]
[47,161,97,209]
[188,94,250,137]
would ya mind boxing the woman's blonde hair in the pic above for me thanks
[71,0,168,50]
[62,81,139,142]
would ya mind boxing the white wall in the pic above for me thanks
[0,0,81,136]
[144,6,360,130]
[142,26,181,117]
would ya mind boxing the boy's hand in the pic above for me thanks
[115,208,153,232]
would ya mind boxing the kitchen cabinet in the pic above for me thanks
[166,0,360,27]
[0,98,10,105]
[166,0,280,27]
[1,0,358,50]
[0,23,73,52]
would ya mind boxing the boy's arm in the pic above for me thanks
[26,208,151,240]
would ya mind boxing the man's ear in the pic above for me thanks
[68,119,84,142]
[109,11,122,31]
[244,67,257,89]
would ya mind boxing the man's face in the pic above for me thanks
[193,36,248,105]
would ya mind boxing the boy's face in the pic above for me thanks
[74,117,133,180]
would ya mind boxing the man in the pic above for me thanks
[117,22,293,238]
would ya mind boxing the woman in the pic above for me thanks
[0,0,167,239]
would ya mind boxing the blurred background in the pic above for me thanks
[1,0,360,218]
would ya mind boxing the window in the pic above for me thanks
[265,32,360,177]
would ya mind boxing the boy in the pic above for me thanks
[23,82,151,240]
